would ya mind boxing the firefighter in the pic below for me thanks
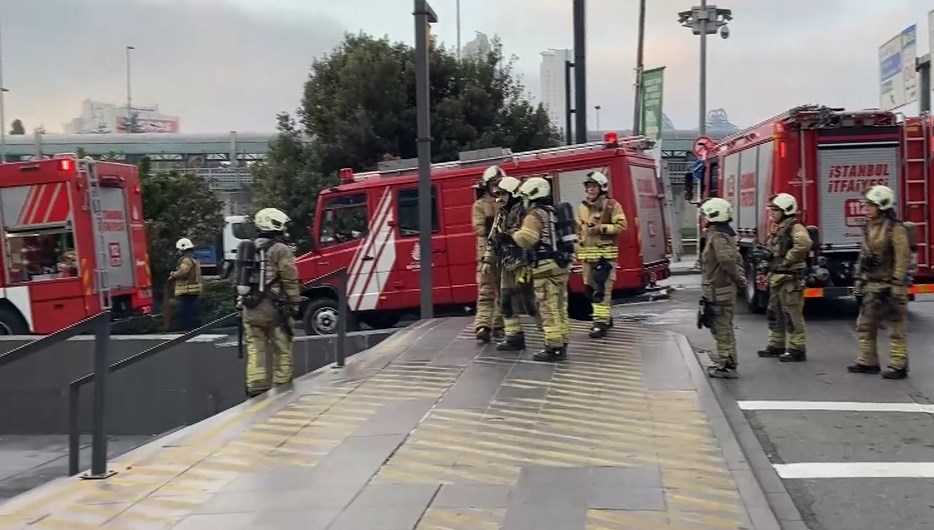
[484,175,530,351]
[756,193,812,362]
[848,185,911,379]
[501,176,572,362]
[472,165,506,342]
[698,198,747,378]
[576,171,627,338]
[239,208,303,397]
[170,237,203,331]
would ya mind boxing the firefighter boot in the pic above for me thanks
[589,321,608,339]
[882,367,909,380]
[706,364,738,378]
[496,333,526,351]
[476,326,492,343]
[847,362,881,374]
[533,346,565,362]
[493,327,505,340]
[246,387,270,399]
[757,345,783,358]
[779,348,807,362]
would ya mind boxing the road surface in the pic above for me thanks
[625,273,934,530]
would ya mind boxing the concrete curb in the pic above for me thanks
[674,334,808,530]
[670,267,699,277]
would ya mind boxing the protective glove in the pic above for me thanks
[497,231,513,246]
[480,262,491,275]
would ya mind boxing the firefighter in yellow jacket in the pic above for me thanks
[239,208,303,397]
[756,193,812,362]
[500,176,571,362]
[848,185,911,379]
[576,171,626,338]
[170,238,203,331]
[472,165,506,342]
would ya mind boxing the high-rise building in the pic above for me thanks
[540,49,572,136]
[461,32,492,59]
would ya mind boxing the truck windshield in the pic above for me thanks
[231,221,256,240]
[319,193,368,247]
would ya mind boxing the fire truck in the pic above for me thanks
[295,133,671,335]
[692,105,932,313]
[0,157,153,334]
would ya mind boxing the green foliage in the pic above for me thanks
[197,278,237,322]
[75,147,87,159]
[251,33,559,252]
[9,119,25,135]
[301,33,561,174]
[251,113,332,251]
[141,170,224,295]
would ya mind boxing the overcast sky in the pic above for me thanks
[2,0,930,134]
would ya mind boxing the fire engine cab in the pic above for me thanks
[295,133,671,335]
[691,105,933,312]
[0,156,153,334]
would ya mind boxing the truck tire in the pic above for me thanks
[0,306,29,335]
[302,297,357,336]
[745,263,768,314]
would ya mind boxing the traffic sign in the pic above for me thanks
[692,135,714,157]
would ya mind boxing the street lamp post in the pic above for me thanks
[125,46,135,133]
[632,0,646,135]
[455,0,461,61]
[677,2,731,135]
[414,0,438,320]
[0,88,7,164]
[594,105,601,131]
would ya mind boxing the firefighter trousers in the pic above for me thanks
[855,285,908,370]
[534,270,570,348]
[709,302,737,367]
[766,279,806,353]
[582,260,616,325]
[244,322,294,394]
[475,262,504,332]
[500,267,523,336]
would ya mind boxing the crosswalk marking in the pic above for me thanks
[738,400,934,414]
[774,462,934,479]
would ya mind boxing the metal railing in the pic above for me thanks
[0,311,114,479]
[67,267,351,477]
[188,167,253,190]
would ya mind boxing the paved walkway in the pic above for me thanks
[0,316,779,530]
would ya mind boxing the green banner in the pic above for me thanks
[640,67,665,140]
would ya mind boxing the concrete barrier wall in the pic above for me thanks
[0,330,394,435]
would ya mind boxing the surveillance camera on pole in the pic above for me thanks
[720,25,730,39]
[676,3,732,135]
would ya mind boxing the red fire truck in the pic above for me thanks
[694,105,933,312]
[0,157,153,334]
[295,133,671,335]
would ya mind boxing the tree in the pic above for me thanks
[301,33,561,175]
[251,112,333,251]
[141,170,224,295]
[9,120,25,135]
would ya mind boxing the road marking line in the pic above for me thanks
[774,462,934,479]
[737,400,934,413]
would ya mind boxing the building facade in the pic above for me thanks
[461,32,492,59]
[539,49,573,136]
[63,100,180,135]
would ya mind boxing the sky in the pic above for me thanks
[1,0,931,134]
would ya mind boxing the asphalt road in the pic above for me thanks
[619,274,934,530]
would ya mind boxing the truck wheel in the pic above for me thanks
[0,306,29,335]
[302,298,357,336]
[745,263,768,314]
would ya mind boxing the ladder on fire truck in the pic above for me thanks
[79,158,112,311]
[903,115,930,273]
[348,134,656,181]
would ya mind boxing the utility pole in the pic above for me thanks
[632,0,646,135]
[0,8,6,164]
[677,3,732,135]
[125,46,135,133]
[456,0,461,61]
[594,105,601,131]
[564,60,574,145]
[573,0,587,144]
[414,0,438,320]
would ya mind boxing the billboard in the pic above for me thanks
[115,116,180,134]
[879,25,917,111]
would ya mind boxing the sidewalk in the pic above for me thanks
[0,317,779,530]
[670,255,699,276]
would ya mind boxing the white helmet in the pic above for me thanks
[864,185,895,210]
[497,176,522,197]
[700,198,732,223]
[517,176,551,202]
[253,207,290,232]
[175,237,194,251]
[481,165,505,185]
[768,193,798,215]
[583,170,609,193]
